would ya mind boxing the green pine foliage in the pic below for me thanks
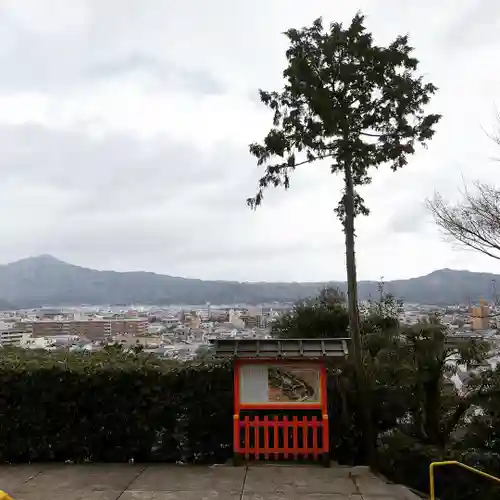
[247,12,441,218]
[271,286,349,338]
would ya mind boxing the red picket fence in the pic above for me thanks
[235,415,327,460]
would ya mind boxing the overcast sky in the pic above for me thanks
[0,0,499,282]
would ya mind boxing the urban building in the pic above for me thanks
[0,319,30,346]
[163,317,180,327]
[25,318,149,341]
[113,334,162,348]
[210,309,229,322]
[0,326,27,346]
[471,299,489,330]
[228,309,245,328]
[240,309,266,328]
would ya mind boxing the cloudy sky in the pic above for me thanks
[0,0,499,282]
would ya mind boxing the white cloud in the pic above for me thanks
[0,0,498,282]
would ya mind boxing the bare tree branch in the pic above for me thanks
[426,121,500,260]
[426,181,500,260]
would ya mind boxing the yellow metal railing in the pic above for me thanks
[429,460,500,500]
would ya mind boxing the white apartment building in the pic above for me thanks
[228,309,245,328]
[21,336,52,349]
[0,326,29,346]
[163,317,180,327]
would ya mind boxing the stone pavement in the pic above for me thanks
[0,463,423,500]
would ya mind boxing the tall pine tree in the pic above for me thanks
[247,13,441,465]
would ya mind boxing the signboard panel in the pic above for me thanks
[239,362,321,405]
[239,363,269,403]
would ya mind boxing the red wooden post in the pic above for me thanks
[263,415,270,459]
[312,416,318,459]
[233,361,241,456]
[254,416,260,460]
[273,415,279,460]
[244,415,250,460]
[301,416,308,456]
[283,416,289,459]
[292,416,299,459]
[233,414,240,453]
[320,364,329,464]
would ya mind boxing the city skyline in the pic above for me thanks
[0,0,498,282]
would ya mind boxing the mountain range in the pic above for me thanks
[0,255,497,309]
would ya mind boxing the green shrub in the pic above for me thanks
[378,432,500,500]
[0,348,233,463]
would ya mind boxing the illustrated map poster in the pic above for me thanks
[239,363,320,404]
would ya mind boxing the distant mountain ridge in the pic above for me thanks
[0,255,497,309]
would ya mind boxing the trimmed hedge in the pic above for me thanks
[0,348,234,463]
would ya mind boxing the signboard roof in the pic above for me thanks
[209,337,349,359]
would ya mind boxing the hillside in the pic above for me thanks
[0,255,497,308]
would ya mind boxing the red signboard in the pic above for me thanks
[233,359,329,464]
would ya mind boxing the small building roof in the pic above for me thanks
[209,337,349,359]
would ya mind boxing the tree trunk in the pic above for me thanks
[343,162,376,467]
[423,376,442,445]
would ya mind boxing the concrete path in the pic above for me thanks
[0,463,423,500]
